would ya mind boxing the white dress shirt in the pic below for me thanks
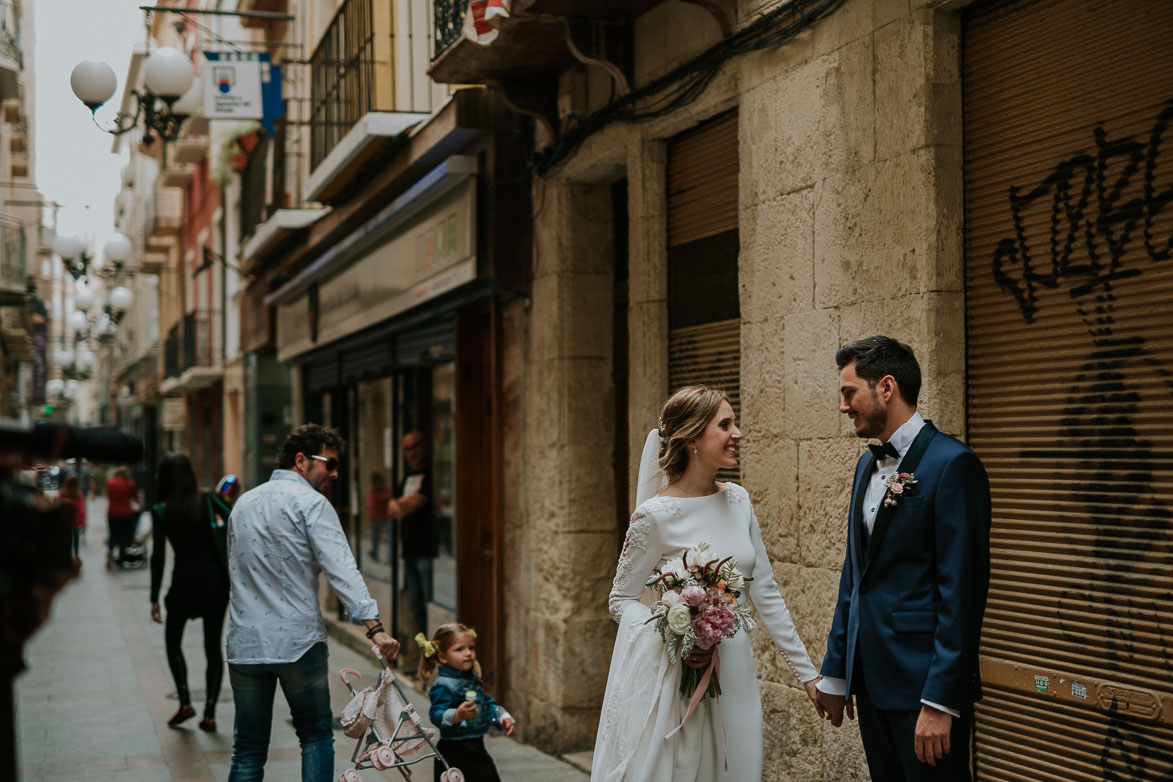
[817,412,961,717]
[226,469,380,664]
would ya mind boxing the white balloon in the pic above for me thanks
[81,350,96,370]
[144,47,194,99]
[74,284,95,312]
[47,378,64,397]
[70,60,117,108]
[68,310,89,332]
[172,78,202,116]
[104,232,134,264]
[110,286,134,313]
[65,379,80,397]
[53,234,83,261]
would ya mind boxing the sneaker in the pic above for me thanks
[168,704,196,727]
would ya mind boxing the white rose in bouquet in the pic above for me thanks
[666,602,692,636]
[660,590,683,607]
[660,557,687,583]
[684,544,711,569]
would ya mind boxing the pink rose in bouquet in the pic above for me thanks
[693,604,736,649]
[645,543,756,700]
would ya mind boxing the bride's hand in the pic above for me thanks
[683,645,715,669]
[804,678,820,708]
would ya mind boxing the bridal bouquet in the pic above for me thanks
[645,543,756,699]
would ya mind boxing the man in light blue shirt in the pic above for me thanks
[226,424,399,782]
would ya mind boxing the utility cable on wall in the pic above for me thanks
[533,0,846,175]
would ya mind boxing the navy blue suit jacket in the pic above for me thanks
[821,422,991,712]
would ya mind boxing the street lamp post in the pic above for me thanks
[69,46,197,145]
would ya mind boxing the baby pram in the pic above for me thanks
[116,513,151,569]
[337,646,463,782]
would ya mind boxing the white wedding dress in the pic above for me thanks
[591,482,818,782]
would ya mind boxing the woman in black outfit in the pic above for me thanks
[149,453,232,731]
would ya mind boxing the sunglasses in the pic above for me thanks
[308,454,340,471]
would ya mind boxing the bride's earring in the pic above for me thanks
[691,446,698,454]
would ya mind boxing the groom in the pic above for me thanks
[814,336,991,781]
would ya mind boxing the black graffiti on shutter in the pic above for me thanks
[991,101,1173,780]
[992,101,1173,324]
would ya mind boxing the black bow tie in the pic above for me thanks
[869,442,900,461]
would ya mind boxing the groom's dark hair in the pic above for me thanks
[835,336,921,407]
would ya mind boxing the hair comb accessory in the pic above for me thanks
[414,632,436,657]
[468,628,477,639]
[657,416,666,435]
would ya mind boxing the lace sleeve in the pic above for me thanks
[607,508,663,623]
[746,499,819,683]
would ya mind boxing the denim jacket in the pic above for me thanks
[428,665,513,741]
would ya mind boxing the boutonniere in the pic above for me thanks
[883,472,917,507]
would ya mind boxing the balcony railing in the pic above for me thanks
[0,213,25,306]
[0,0,19,101]
[164,323,181,379]
[183,311,221,370]
[309,0,392,170]
[433,0,464,58]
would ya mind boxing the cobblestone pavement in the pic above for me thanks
[15,498,588,782]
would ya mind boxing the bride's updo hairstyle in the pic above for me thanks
[658,384,730,484]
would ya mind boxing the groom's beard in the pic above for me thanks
[854,391,888,439]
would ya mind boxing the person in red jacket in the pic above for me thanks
[106,466,141,569]
[59,473,87,557]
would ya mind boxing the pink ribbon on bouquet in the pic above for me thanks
[664,647,729,773]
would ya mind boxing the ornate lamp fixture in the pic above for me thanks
[70,47,199,145]
[55,232,136,286]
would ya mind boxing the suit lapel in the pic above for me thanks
[851,453,875,573]
[863,420,939,574]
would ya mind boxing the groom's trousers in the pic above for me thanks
[853,663,973,782]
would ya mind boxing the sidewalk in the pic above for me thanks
[14,497,588,782]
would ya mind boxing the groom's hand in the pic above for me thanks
[814,690,853,727]
[914,705,952,765]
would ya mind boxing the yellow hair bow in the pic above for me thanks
[414,632,436,658]
[468,628,477,639]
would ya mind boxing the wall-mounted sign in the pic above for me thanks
[203,51,270,120]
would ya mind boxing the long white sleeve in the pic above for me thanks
[607,508,662,624]
[747,505,819,683]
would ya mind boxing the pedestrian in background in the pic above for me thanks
[105,466,140,569]
[386,431,435,634]
[58,473,86,557]
[226,424,399,782]
[418,623,515,782]
[149,453,233,732]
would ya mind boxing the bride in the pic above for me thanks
[592,385,820,781]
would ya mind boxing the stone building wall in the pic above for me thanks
[505,0,966,775]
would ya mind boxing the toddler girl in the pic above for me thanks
[417,624,515,782]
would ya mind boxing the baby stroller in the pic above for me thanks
[337,646,463,782]
[116,512,151,569]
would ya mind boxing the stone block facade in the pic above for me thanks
[502,0,966,775]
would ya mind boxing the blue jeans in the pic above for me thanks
[228,642,334,782]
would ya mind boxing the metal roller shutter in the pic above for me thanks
[667,110,739,248]
[963,0,1173,779]
[667,110,741,481]
[305,357,341,393]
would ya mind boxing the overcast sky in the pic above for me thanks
[34,0,144,245]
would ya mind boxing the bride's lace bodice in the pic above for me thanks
[606,483,817,683]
